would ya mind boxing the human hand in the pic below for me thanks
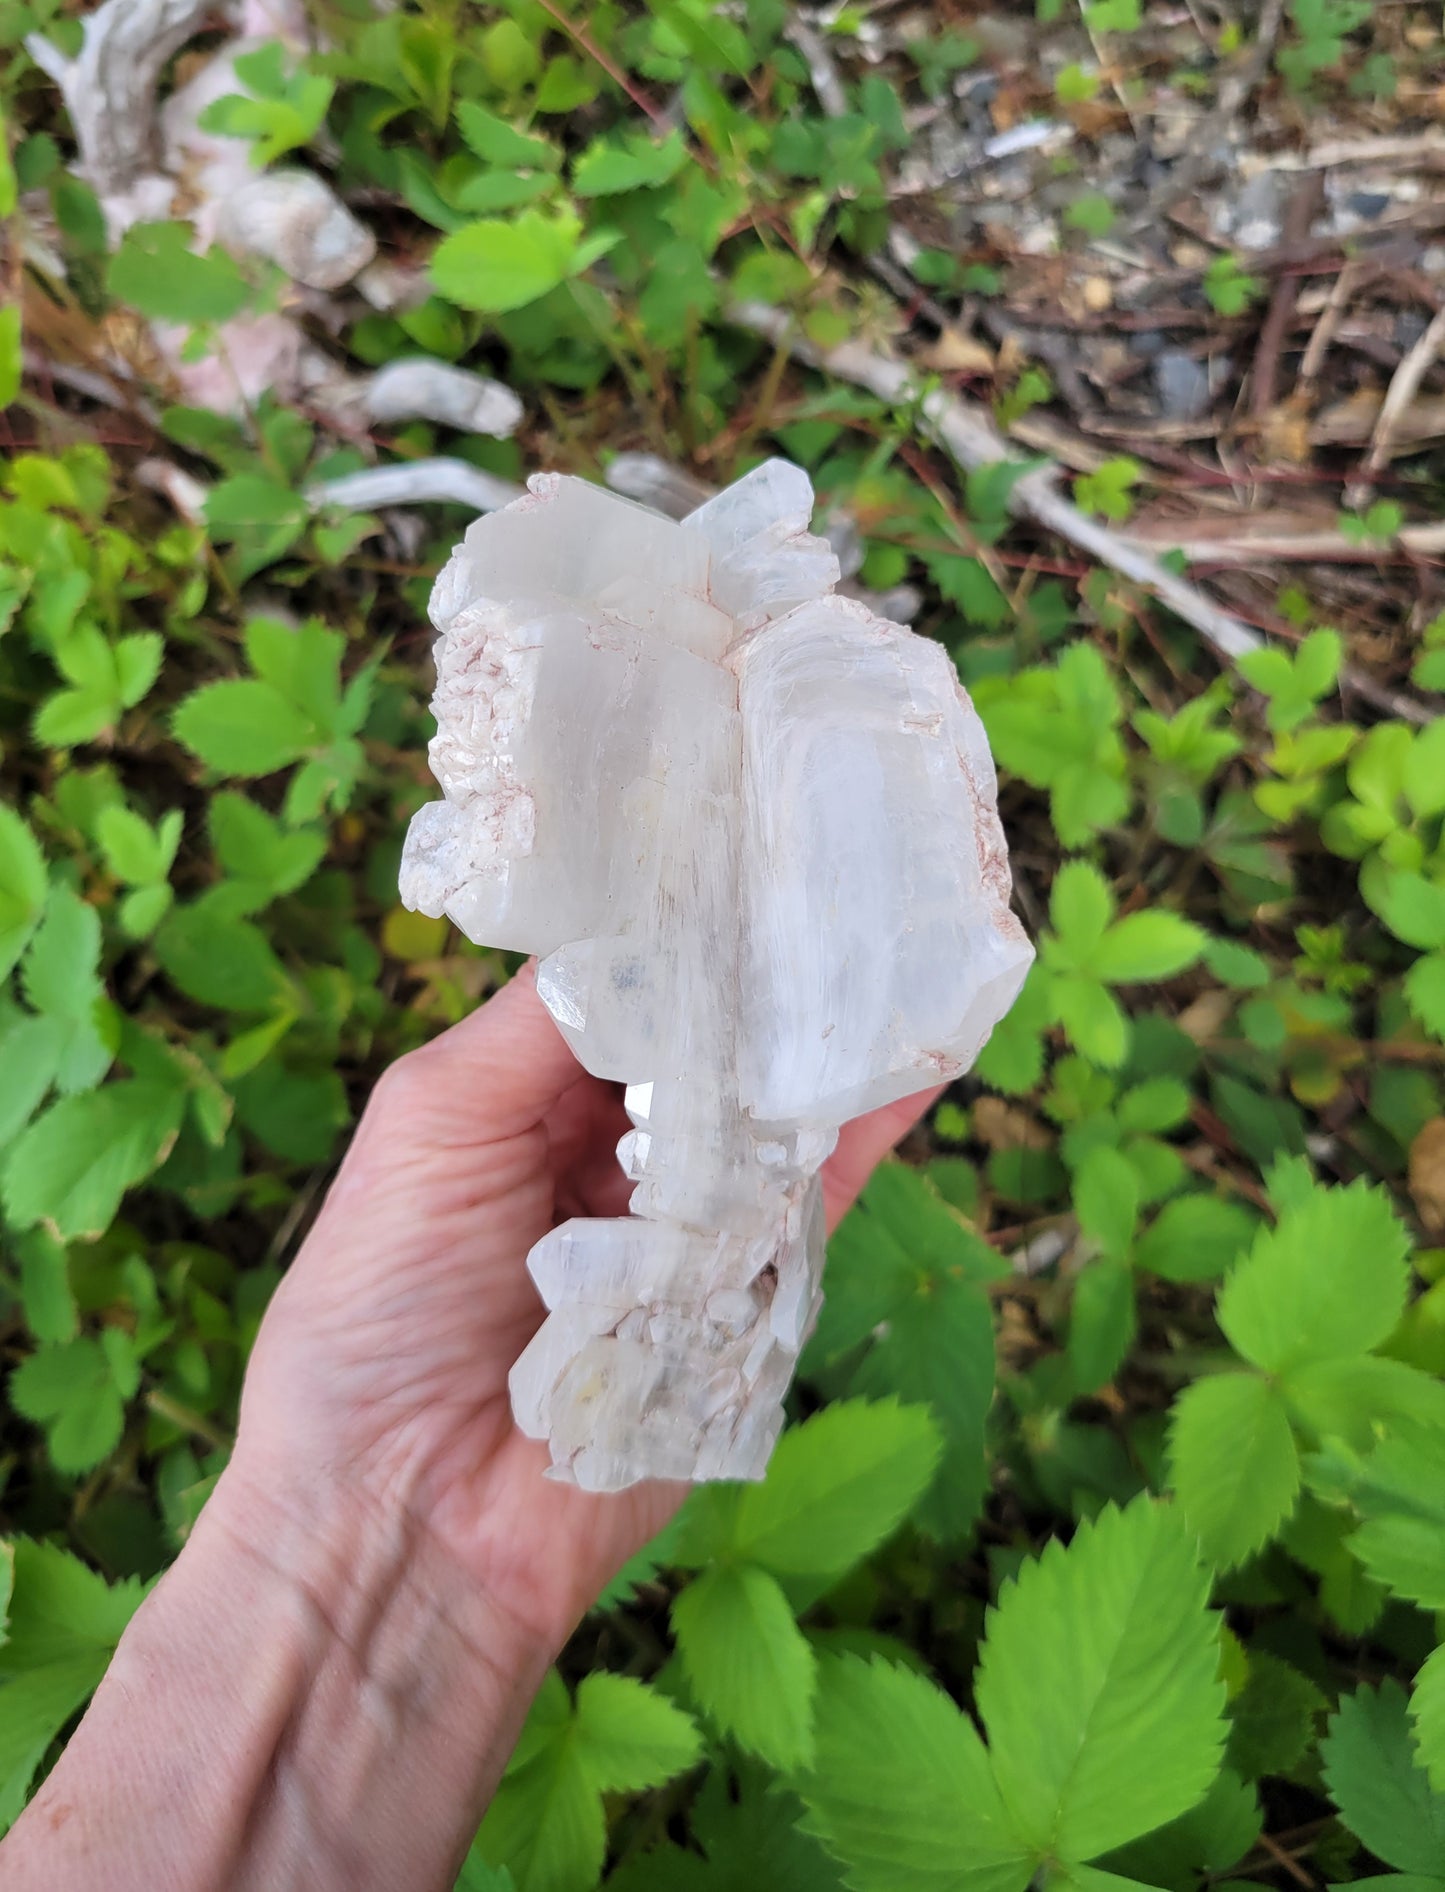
[2,966,939,1892]
[232,963,939,1653]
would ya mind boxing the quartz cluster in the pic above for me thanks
[400,463,1033,1491]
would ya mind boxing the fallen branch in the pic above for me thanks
[305,459,524,514]
[729,301,1266,663]
[728,303,1436,726]
[1350,304,1445,498]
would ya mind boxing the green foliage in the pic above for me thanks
[800,1498,1224,1887]
[8,11,1445,1886]
[1322,1681,1445,1876]
[1203,255,1264,316]
[0,1540,145,1826]
[197,41,336,165]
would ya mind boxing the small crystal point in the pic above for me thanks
[403,463,1033,1492]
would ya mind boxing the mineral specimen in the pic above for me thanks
[401,464,1033,1492]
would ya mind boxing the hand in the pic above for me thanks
[233,963,939,1652]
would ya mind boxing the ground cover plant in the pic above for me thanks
[2,0,1445,1884]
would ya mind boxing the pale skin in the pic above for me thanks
[2,967,936,1891]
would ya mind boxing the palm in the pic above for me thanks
[240,973,935,1649]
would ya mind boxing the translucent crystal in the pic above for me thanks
[401,465,1033,1492]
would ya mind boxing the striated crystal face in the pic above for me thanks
[401,463,1033,1492]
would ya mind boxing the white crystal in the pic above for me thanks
[401,465,1033,1492]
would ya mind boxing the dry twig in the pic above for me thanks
[1350,304,1445,499]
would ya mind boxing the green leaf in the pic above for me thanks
[1412,1645,1445,1798]
[455,102,559,170]
[1049,860,1115,959]
[1217,1179,1409,1373]
[95,805,177,886]
[476,1734,601,1892]
[1405,954,1445,1040]
[0,305,20,410]
[114,632,163,708]
[573,129,688,196]
[204,475,308,578]
[0,1015,64,1147]
[1068,1259,1136,1394]
[154,905,292,1013]
[431,209,596,313]
[1134,1195,1255,1283]
[0,1539,144,1829]
[1322,1679,1445,1876]
[22,884,100,1021]
[209,792,326,908]
[1285,1354,1445,1451]
[714,1398,941,1581]
[106,222,252,325]
[172,679,315,776]
[18,1234,78,1345]
[799,1656,1033,1892]
[0,807,47,980]
[1092,912,1207,984]
[572,1672,702,1793]
[974,1495,1226,1860]
[2,1082,184,1241]
[9,1335,128,1473]
[1368,872,1445,952]
[672,1563,816,1768]
[1051,974,1130,1068]
[1073,1145,1140,1257]
[1169,1372,1300,1568]
[806,1166,999,1540]
[1226,1652,1326,1780]
[1308,1424,1445,1609]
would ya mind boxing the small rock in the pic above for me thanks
[1083,275,1113,312]
[1153,349,1212,419]
[1129,330,1167,358]
[1229,171,1286,251]
[1346,189,1392,221]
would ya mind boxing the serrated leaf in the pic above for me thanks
[1168,1372,1300,1569]
[573,129,688,196]
[18,1234,78,1345]
[1322,1680,1445,1876]
[475,1735,601,1892]
[1226,1652,1326,1780]
[208,791,326,908]
[1309,1423,1445,1609]
[2,1082,184,1241]
[806,1166,999,1540]
[1049,861,1115,958]
[1134,1195,1256,1283]
[0,806,47,979]
[172,679,314,776]
[21,884,101,1021]
[715,1398,941,1581]
[0,1539,144,1828]
[0,1015,63,1146]
[1218,1179,1409,1373]
[1068,1259,1136,1394]
[1073,1145,1140,1257]
[114,632,163,708]
[672,1563,816,1768]
[1412,1646,1445,1798]
[573,1672,702,1793]
[1368,872,1445,952]
[1285,1355,1445,1451]
[431,209,588,313]
[455,101,559,170]
[974,1496,1226,1861]
[9,1335,127,1473]
[107,222,252,325]
[154,904,292,1013]
[1092,912,1206,984]
[799,1656,1033,1892]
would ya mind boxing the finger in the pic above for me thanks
[821,1084,944,1231]
[366,963,586,1156]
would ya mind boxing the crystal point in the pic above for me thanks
[402,463,1033,1492]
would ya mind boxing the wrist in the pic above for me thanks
[6,1447,554,1892]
